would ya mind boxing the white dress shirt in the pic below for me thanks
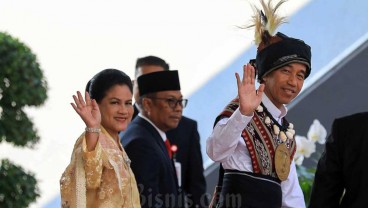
[138,113,167,143]
[206,95,306,208]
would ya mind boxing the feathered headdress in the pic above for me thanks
[247,0,287,50]
[244,0,312,81]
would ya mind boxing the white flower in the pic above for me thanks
[256,105,263,112]
[295,135,316,158]
[294,153,304,166]
[307,119,327,144]
[265,117,271,125]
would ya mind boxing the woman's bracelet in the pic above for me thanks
[85,127,101,133]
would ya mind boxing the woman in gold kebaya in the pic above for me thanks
[60,69,140,208]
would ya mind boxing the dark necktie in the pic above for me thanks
[165,139,172,159]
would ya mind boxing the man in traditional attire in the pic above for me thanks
[309,112,368,207]
[121,70,187,207]
[207,0,311,207]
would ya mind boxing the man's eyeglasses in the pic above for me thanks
[148,97,188,109]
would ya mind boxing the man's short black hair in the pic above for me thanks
[135,56,169,77]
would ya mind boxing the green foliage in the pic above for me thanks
[0,31,47,207]
[0,31,47,147]
[297,165,316,206]
[0,159,40,208]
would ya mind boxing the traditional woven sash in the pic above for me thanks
[216,98,296,178]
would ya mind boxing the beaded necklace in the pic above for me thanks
[256,102,295,181]
[256,102,295,143]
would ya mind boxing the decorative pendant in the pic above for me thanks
[275,143,291,181]
[257,103,295,180]
[265,116,271,125]
[256,105,263,112]
[288,123,294,129]
[279,131,287,142]
[273,124,280,135]
[286,131,294,139]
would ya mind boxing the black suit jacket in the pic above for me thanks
[309,112,368,208]
[121,116,179,208]
[128,104,208,207]
[167,116,208,207]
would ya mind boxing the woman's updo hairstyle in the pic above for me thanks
[85,69,132,103]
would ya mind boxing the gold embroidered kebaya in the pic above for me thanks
[60,127,140,208]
